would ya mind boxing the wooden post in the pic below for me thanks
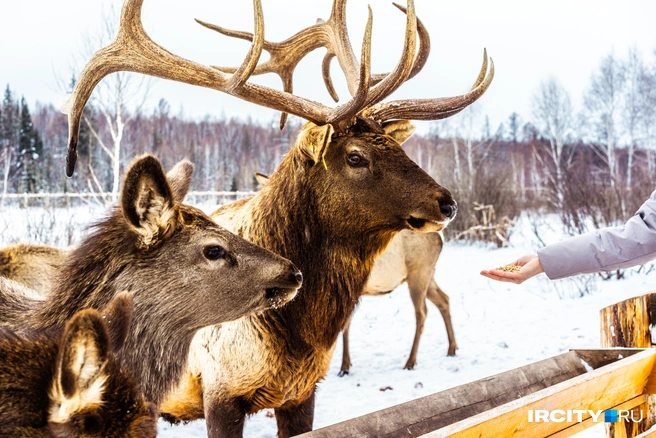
[600,293,656,437]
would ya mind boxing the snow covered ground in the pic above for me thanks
[1,205,652,437]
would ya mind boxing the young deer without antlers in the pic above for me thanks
[255,173,456,375]
[0,293,157,438]
[64,0,492,435]
[0,155,302,407]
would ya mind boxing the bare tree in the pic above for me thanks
[621,49,645,190]
[531,77,574,209]
[582,53,625,191]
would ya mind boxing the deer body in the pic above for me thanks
[0,156,301,406]
[0,244,68,293]
[340,230,456,376]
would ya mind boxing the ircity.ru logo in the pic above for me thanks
[527,409,643,423]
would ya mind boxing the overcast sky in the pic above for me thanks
[2,0,656,134]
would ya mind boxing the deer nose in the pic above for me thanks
[295,272,303,285]
[440,202,458,220]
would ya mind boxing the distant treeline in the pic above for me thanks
[2,48,656,238]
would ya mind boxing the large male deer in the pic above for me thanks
[255,173,456,374]
[63,0,493,435]
[0,293,157,437]
[0,154,302,406]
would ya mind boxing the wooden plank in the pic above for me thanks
[299,351,599,438]
[547,396,647,438]
[576,349,644,370]
[418,349,656,438]
[635,427,656,437]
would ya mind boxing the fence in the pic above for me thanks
[0,191,256,209]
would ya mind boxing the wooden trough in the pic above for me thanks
[299,293,656,438]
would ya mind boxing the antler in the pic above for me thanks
[204,0,493,129]
[364,49,495,122]
[202,0,428,129]
[63,0,374,176]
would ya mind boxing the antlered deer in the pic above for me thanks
[256,173,455,374]
[0,293,157,438]
[0,154,302,406]
[63,0,493,435]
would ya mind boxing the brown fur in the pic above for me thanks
[0,155,302,406]
[256,175,457,373]
[162,121,457,437]
[340,230,456,376]
[0,244,68,294]
[0,293,157,438]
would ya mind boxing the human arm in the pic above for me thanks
[537,190,656,279]
[482,190,656,283]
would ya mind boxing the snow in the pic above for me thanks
[1,205,652,437]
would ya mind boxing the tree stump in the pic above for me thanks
[600,293,656,437]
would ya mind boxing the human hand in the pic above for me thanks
[480,254,544,284]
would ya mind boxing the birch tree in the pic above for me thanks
[531,78,574,209]
[583,54,625,186]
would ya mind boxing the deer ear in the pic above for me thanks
[100,292,133,353]
[166,159,194,203]
[50,309,110,423]
[254,172,270,187]
[296,123,335,165]
[122,155,178,247]
[382,120,416,146]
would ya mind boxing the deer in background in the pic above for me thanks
[0,154,302,407]
[254,173,456,375]
[0,244,68,293]
[63,0,492,435]
[0,293,157,438]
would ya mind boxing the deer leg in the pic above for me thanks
[426,279,457,356]
[204,394,247,438]
[404,278,428,370]
[275,389,316,438]
[338,316,352,377]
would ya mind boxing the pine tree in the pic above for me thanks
[1,85,19,193]
[18,97,43,193]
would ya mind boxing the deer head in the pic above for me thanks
[47,293,157,438]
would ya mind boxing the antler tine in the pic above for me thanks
[368,3,430,86]
[222,0,265,93]
[63,0,363,176]
[325,6,372,131]
[365,50,495,122]
[359,0,417,110]
[322,1,429,102]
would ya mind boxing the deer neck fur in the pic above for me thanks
[232,151,396,351]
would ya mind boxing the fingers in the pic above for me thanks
[480,270,524,284]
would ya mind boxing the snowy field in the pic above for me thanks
[1,204,653,437]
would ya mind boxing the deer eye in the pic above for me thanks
[347,152,368,167]
[203,245,226,260]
